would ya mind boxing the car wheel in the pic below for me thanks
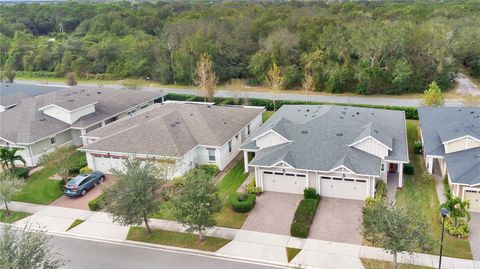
[99,176,105,183]
[81,189,87,196]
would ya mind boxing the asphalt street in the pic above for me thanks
[50,234,288,269]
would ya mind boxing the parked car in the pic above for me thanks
[64,171,105,197]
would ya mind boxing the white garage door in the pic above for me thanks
[93,156,124,174]
[465,189,480,213]
[262,171,306,194]
[320,176,367,200]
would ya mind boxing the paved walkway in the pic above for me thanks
[387,173,398,204]
[470,213,480,260]
[3,201,480,269]
[432,161,447,205]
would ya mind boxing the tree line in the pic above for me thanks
[1,1,480,94]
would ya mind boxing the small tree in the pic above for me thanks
[362,201,432,269]
[422,81,444,107]
[227,79,249,105]
[267,62,284,111]
[0,171,24,214]
[173,169,221,241]
[441,190,471,227]
[194,53,218,102]
[4,68,16,83]
[302,65,315,104]
[103,158,163,235]
[65,72,78,86]
[42,146,77,184]
[0,224,65,269]
[0,147,26,170]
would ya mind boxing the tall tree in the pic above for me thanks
[422,81,445,107]
[103,158,164,235]
[194,53,217,102]
[267,62,284,111]
[173,169,221,241]
[0,147,26,170]
[0,225,65,269]
[0,171,24,214]
[362,201,432,269]
[42,146,77,184]
[302,65,315,104]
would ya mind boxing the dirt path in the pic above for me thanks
[454,73,480,96]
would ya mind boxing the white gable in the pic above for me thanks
[40,103,96,124]
[350,136,389,159]
[254,130,289,149]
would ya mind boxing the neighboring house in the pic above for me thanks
[240,105,409,200]
[79,102,264,178]
[0,87,164,166]
[0,82,68,112]
[418,107,480,212]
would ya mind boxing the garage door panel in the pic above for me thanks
[94,157,124,174]
[320,176,367,200]
[263,172,305,194]
[465,189,480,213]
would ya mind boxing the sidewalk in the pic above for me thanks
[4,201,480,269]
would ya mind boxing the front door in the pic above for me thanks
[389,163,398,172]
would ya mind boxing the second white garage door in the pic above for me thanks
[262,171,306,194]
[320,176,367,200]
[465,189,480,213]
[93,156,124,174]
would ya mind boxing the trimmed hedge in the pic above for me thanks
[375,180,387,200]
[290,198,320,238]
[304,188,318,200]
[88,193,105,211]
[197,164,220,177]
[165,93,418,120]
[68,154,87,174]
[229,193,256,213]
[403,163,414,175]
[12,167,29,179]
[414,141,423,154]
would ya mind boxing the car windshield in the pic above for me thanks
[68,175,88,185]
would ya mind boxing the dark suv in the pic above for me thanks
[64,171,105,197]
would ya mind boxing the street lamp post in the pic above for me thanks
[439,207,450,269]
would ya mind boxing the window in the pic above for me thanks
[274,172,284,175]
[235,133,239,140]
[381,163,385,172]
[264,171,273,175]
[208,149,216,162]
[50,137,56,144]
[344,178,355,182]
[285,173,295,176]
[228,140,232,153]
[140,104,148,109]
[247,124,251,135]
[356,179,367,183]
[296,174,306,178]
[128,110,135,116]
[332,177,342,181]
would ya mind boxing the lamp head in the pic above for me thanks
[440,208,450,218]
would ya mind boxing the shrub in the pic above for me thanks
[88,193,105,211]
[245,178,262,194]
[445,219,469,238]
[413,141,423,154]
[68,154,87,174]
[375,180,387,200]
[229,193,256,213]
[403,163,414,175]
[66,72,78,86]
[304,187,319,200]
[197,164,220,177]
[79,166,92,174]
[290,198,320,238]
[12,167,29,179]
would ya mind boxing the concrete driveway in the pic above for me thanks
[50,175,115,210]
[309,197,364,244]
[241,192,303,235]
[470,212,480,260]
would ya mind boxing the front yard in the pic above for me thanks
[0,209,31,223]
[395,120,472,259]
[12,167,63,205]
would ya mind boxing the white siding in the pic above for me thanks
[255,131,289,149]
[444,137,480,154]
[352,137,389,158]
[41,104,95,124]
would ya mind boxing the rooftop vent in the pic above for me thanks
[341,111,346,115]
[471,111,475,114]
[67,99,74,102]
[64,93,71,96]
[306,109,310,112]
[170,123,176,127]
[339,116,344,119]
[301,130,308,134]
[371,112,374,115]
[356,112,360,115]
[374,129,379,134]
[39,118,46,121]
[97,91,101,94]
[336,133,343,137]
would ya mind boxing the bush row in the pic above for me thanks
[290,198,320,238]
[88,193,105,211]
[164,93,419,120]
[374,181,387,200]
[403,163,414,175]
[12,167,29,179]
[229,193,256,213]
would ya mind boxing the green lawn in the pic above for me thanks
[0,209,31,223]
[395,120,472,259]
[66,219,85,231]
[215,160,250,228]
[361,258,433,269]
[286,247,301,262]
[263,111,274,122]
[12,167,63,205]
[127,227,230,252]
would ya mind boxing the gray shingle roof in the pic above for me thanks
[0,82,67,107]
[0,88,164,144]
[244,105,408,176]
[80,103,264,157]
[418,107,480,185]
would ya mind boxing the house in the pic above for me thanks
[418,107,480,212]
[240,105,409,200]
[0,82,68,112]
[79,102,264,178]
[0,87,164,166]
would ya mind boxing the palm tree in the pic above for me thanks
[441,190,471,227]
[0,147,26,170]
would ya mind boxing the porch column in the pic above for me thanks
[243,151,249,173]
[398,163,403,188]
[427,157,434,174]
